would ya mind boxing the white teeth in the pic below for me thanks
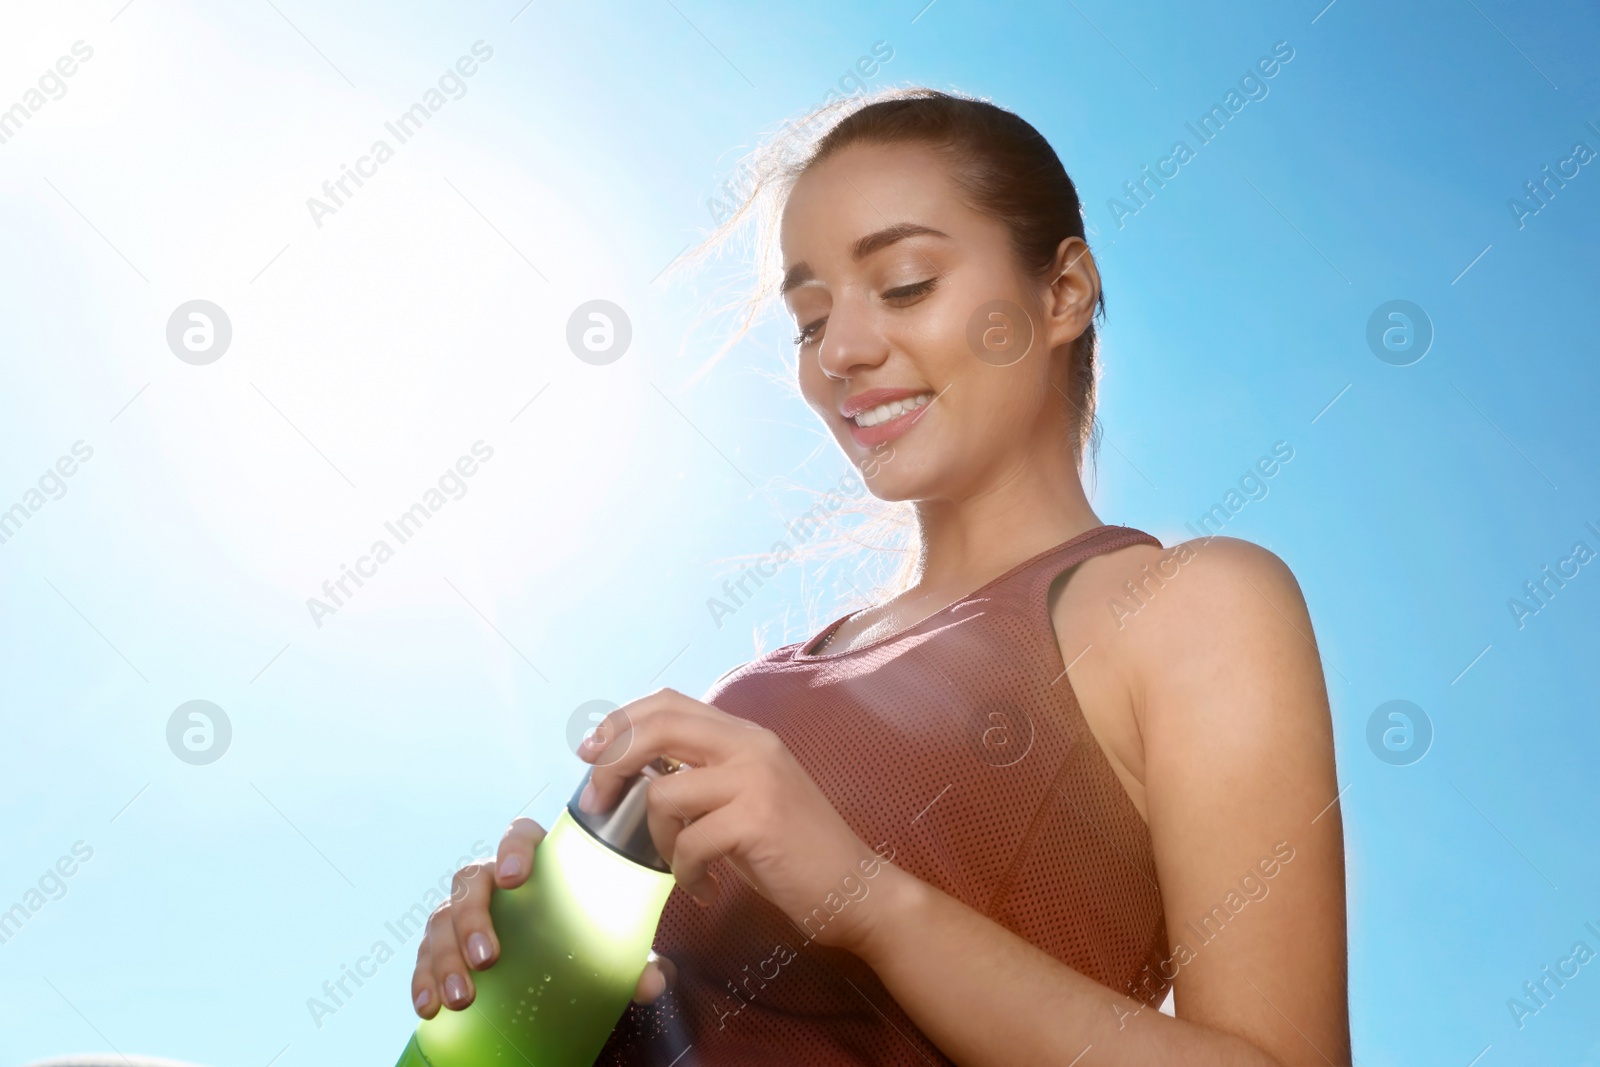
[852,392,932,428]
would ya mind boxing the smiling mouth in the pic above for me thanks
[849,392,935,428]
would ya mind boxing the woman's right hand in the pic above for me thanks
[410,816,677,1018]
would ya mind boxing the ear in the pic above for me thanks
[1042,236,1099,352]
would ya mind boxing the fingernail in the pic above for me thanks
[414,988,432,1012]
[497,854,523,880]
[579,782,597,812]
[444,973,468,1006]
[468,932,492,966]
[638,966,665,1002]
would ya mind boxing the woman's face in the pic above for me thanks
[780,140,1097,503]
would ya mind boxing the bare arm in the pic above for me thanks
[846,537,1350,1065]
[857,864,1284,1065]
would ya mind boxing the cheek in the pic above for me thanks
[963,363,1055,441]
[904,294,971,358]
[899,279,1032,392]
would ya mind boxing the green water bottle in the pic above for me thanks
[395,758,679,1066]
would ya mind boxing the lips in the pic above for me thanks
[845,391,936,448]
[840,387,931,420]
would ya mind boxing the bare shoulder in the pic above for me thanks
[1116,536,1316,694]
[1060,535,1309,669]
[1142,535,1305,620]
[1049,533,1326,753]
[1165,534,1303,595]
[1053,533,1306,641]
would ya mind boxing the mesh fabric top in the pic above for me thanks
[598,524,1171,1065]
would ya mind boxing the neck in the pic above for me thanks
[904,446,1101,597]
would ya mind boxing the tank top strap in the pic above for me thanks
[795,524,1164,661]
[994,523,1164,639]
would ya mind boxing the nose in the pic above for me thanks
[815,294,889,381]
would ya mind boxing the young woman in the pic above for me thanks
[409,88,1351,1066]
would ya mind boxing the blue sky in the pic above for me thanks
[0,1,1597,1065]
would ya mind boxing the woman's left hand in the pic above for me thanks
[578,687,897,956]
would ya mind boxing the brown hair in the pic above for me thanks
[676,86,1106,631]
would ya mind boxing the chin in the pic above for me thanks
[856,460,938,504]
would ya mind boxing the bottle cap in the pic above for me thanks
[567,756,684,873]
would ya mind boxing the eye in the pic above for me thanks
[793,316,826,347]
[883,277,938,303]
[792,277,935,346]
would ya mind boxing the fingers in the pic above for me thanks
[417,896,478,1013]
[582,690,753,812]
[495,817,546,888]
[632,953,677,1004]
[656,953,678,994]
[409,856,505,1018]
[643,764,739,877]
[411,818,548,1018]
[448,860,502,971]
[411,943,441,1019]
[665,807,746,908]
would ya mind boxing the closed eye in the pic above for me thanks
[884,277,938,302]
[793,317,826,347]
[792,278,938,347]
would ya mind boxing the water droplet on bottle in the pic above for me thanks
[570,997,577,1004]
[566,952,574,959]
[543,973,551,982]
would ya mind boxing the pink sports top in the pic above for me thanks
[597,524,1171,1064]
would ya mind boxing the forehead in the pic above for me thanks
[779,140,969,256]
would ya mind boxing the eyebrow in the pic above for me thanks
[780,222,950,296]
